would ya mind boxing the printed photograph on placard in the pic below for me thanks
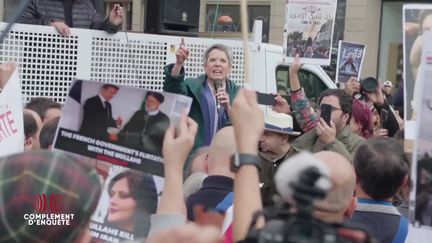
[53,80,192,176]
[403,4,432,122]
[284,0,338,66]
[335,41,366,84]
[411,31,432,228]
[90,165,164,242]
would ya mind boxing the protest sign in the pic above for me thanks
[335,41,366,84]
[90,165,164,242]
[0,68,24,157]
[53,80,192,177]
[402,4,432,138]
[284,0,337,65]
[410,31,432,230]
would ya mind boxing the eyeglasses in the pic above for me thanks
[316,105,342,112]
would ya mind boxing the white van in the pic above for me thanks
[249,42,336,106]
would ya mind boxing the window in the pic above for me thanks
[276,66,328,108]
[205,5,270,43]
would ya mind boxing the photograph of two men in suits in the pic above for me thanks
[79,84,170,156]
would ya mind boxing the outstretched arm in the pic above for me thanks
[158,113,198,215]
[230,89,265,241]
[289,54,318,132]
[172,38,189,76]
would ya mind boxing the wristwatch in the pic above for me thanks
[230,153,261,173]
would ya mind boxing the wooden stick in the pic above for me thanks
[240,0,250,84]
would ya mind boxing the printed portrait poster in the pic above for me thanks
[0,68,24,157]
[284,0,338,65]
[411,31,432,230]
[53,80,192,177]
[90,165,164,242]
[335,41,366,84]
[403,4,432,137]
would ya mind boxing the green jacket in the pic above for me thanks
[288,125,365,162]
[163,64,241,149]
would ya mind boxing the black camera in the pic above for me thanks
[244,162,373,243]
[360,77,378,93]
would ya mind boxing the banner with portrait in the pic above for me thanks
[0,68,24,157]
[402,4,432,138]
[410,31,432,232]
[53,80,192,177]
[335,41,366,84]
[89,165,164,242]
[284,0,338,65]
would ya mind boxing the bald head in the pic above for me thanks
[313,151,356,223]
[207,127,237,177]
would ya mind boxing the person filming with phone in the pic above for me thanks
[163,38,241,149]
[274,55,364,162]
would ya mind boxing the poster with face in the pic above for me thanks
[90,165,164,242]
[335,41,366,84]
[53,80,192,177]
[403,4,432,137]
[284,0,338,65]
[410,31,432,229]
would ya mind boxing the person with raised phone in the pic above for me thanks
[229,89,368,243]
[273,54,364,161]
[163,38,241,148]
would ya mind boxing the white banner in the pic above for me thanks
[284,0,338,65]
[0,69,24,157]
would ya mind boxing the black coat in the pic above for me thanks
[19,0,119,33]
[79,95,117,139]
[119,110,170,156]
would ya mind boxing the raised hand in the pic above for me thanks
[273,95,291,114]
[109,4,123,26]
[316,118,337,145]
[162,113,198,171]
[229,88,264,154]
[344,76,360,97]
[171,38,190,76]
[176,38,190,65]
[0,62,16,90]
[289,54,302,76]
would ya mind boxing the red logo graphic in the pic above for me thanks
[32,193,64,213]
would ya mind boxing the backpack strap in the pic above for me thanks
[393,216,409,243]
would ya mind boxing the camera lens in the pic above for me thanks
[361,77,378,93]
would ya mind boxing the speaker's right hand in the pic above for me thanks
[175,37,189,65]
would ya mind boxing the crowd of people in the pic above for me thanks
[0,1,416,243]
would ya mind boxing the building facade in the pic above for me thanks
[0,0,430,83]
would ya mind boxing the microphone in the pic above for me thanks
[214,79,223,110]
[274,152,332,205]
